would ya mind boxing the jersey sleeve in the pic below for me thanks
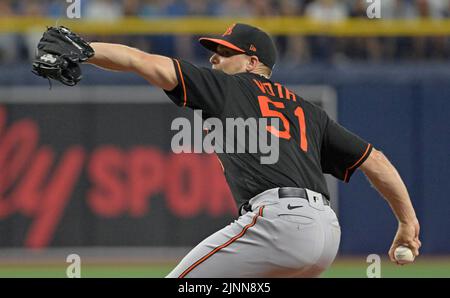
[164,59,236,117]
[321,113,373,182]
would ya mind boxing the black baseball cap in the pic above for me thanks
[199,23,277,69]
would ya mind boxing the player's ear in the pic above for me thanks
[210,53,219,65]
[245,56,259,72]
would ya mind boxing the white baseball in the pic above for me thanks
[394,245,415,264]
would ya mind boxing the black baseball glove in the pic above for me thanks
[32,26,95,86]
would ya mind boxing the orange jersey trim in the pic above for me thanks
[174,59,187,107]
[344,143,372,182]
[178,206,265,278]
[216,155,225,172]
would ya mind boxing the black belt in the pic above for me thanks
[278,187,330,206]
[239,187,330,215]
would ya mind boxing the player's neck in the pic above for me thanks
[247,64,271,79]
[248,70,270,79]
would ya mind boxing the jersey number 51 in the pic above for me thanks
[258,95,308,152]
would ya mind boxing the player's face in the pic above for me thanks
[209,45,250,75]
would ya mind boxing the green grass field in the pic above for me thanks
[1,257,449,278]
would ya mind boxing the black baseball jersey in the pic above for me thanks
[165,59,373,207]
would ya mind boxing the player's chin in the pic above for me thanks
[212,65,238,75]
[212,65,226,72]
[219,68,239,75]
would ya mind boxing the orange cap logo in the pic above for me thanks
[222,24,236,36]
[250,44,257,52]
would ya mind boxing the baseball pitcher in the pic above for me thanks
[32,24,421,277]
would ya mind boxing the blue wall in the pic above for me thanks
[334,77,449,255]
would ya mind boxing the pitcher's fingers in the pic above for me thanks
[409,243,420,257]
[388,248,396,262]
[415,238,422,248]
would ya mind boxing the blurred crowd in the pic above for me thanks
[1,0,449,65]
